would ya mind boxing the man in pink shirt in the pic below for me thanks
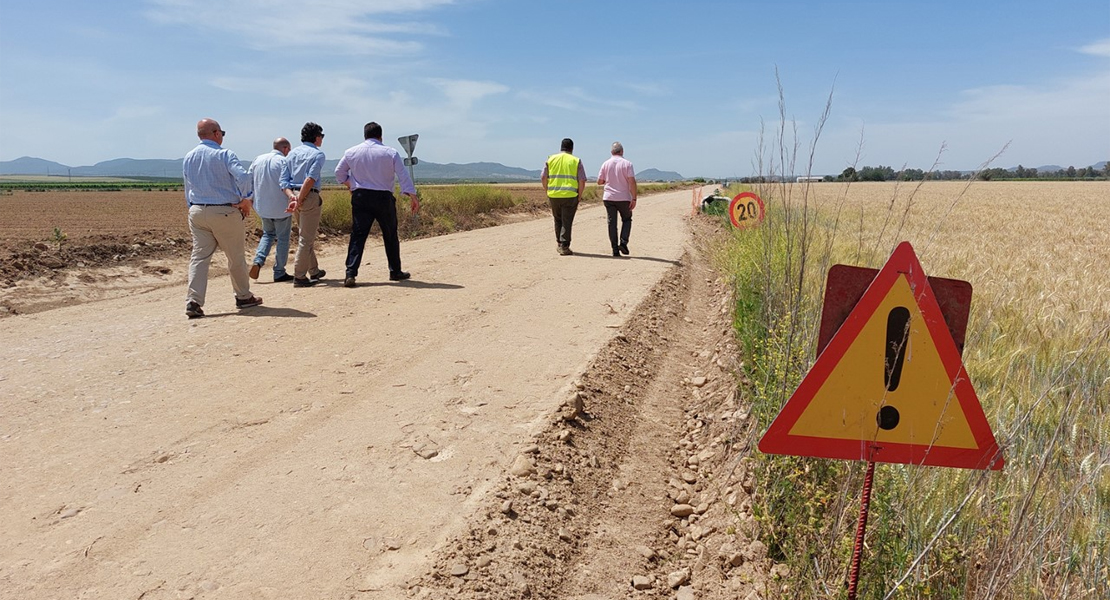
[596,141,638,257]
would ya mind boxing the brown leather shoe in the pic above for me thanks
[235,295,263,309]
[249,263,261,279]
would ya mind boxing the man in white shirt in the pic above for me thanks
[334,121,420,288]
[248,138,295,282]
[596,141,638,257]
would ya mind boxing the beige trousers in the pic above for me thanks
[187,204,252,306]
[294,191,323,279]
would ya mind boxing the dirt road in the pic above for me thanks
[1,187,770,599]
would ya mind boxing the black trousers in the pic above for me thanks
[346,189,401,277]
[603,200,633,249]
[548,196,579,247]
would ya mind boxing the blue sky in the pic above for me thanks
[1,0,1107,177]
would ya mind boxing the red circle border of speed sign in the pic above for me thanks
[729,192,766,228]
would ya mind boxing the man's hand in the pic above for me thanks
[286,197,298,213]
[406,193,420,215]
[630,198,637,210]
[236,198,253,218]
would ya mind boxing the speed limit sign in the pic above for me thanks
[728,192,765,228]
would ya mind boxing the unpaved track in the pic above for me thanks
[0,188,706,598]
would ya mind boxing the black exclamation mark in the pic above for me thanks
[878,307,910,430]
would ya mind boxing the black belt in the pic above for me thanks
[291,187,319,192]
[189,203,234,207]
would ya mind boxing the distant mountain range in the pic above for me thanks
[0,156,686,182]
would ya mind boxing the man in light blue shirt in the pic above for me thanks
[334,121,420,288]
[281,122,328,287]
[248,137,295,282]
[182,118,262,319]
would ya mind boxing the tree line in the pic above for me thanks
[830,163,1109,182]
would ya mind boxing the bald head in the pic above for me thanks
[196,118,224,143]
[274,137,291,156]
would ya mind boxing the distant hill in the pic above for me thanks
[1,156,694,183]
[334,160,541,182]
[0,156,542,182]
[1,156,72,176]
[636,168,684,182]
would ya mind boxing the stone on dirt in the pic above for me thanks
[509,455,536,477]
[668,567,691,588]
[671,504,695,518]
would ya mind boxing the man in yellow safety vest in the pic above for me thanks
[541,138,587,255]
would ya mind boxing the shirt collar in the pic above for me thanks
[301,142,319,149]
[366,139,383,146]
[200,140,221,149]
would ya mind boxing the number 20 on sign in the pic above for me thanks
[728,192,765,228]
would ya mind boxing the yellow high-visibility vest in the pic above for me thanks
[546,153,581,198]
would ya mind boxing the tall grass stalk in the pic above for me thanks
[717,77,1109,598]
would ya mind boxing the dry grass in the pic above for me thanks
[726,179,1109,598]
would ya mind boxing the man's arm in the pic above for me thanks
[628,173,638,209]
[226,151,254,216]
[297,177,317,205]
[540,163,549,192]
[335,154,351,190]
[576,161,586,197]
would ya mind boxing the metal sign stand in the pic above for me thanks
[399,134,419,184]
[847,458,877,599]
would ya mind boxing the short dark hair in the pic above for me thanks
[364,122,383,140]
[301,122,323,143]
[560,138,573,152]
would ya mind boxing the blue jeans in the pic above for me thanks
[253,216,292,278]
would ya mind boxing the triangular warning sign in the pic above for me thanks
[758,242,1004,470]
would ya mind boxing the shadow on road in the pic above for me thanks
[570,252,681,266]
[340,280,465,290]
[203,306,317,319]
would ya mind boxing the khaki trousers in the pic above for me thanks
[187,204,252,306]
[293,191,323,278]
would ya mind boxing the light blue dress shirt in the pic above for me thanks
[334,139,417,195]
[249,150,291,219]
[183,140,252,205]
[281,142,325,191]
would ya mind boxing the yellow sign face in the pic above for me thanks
[789,274,978,449]
[758,242,1004,470]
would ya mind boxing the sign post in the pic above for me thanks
[398,134,419,184]
[758,241,1004,597]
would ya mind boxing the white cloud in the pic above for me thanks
[515,87,642,115]
[143,0,455,55]
[423,78,509,109]
[1078,38,1110,58]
